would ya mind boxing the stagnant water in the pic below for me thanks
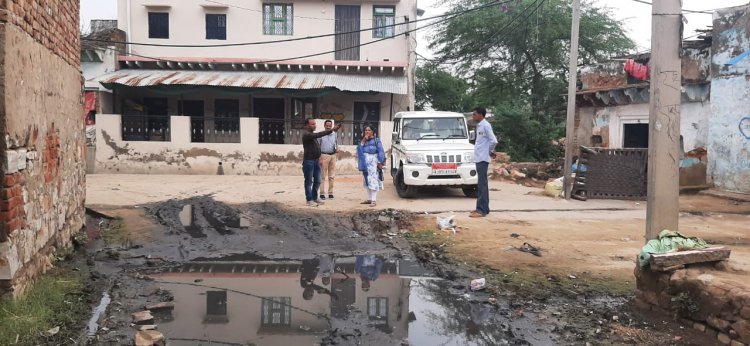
[144,255,557,346]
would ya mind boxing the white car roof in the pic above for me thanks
[393,111,465,119]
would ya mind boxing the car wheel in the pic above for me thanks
[462,186,478,198]
[395,168,418,198]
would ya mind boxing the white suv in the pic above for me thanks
[390,111,478,198]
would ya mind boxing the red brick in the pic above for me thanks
[3,175,16,188]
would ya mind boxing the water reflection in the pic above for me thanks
[153,255,550,345]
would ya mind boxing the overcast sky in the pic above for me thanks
[81,0,750,55]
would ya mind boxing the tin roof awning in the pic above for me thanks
[92,69,408,94]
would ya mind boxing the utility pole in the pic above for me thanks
[562,0,581,199]
[646,0,682,240]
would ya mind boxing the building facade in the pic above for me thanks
[89,0,417,174]
[0,0,85,296]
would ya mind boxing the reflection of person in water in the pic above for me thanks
[301,257,338,300]
[318,254,334,286]
[355,255,383,292]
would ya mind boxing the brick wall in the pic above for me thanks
[0,0,84,297]
[0,0,80,67]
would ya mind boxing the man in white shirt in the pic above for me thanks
[470,107,498,218]
[318,120,338,200]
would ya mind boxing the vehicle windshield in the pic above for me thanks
[401,117,467,140]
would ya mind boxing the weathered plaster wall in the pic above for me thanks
[578,102,710,151]
[0,0,85,296]
[708,5,750,193]
[95,115,394,175]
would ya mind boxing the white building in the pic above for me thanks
[89,0,417,174]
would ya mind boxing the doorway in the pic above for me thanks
[353,102,380,143]
[335,5,361,61]
[623,123,649,148]
[253,98,285,144]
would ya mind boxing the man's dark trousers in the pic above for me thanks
[303,160,322,201]
[475,161,490,215]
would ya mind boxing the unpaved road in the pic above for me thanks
[81,174,749,345]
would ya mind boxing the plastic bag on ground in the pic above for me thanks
[436,215,456,231]
[544,177,564,197]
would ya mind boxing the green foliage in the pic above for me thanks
[417,0,636,161]
[489,103,565,162]
[415,63,472,112]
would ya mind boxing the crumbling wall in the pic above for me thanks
[0,0,85,296]
[708,4,750,193]
[635,265,750,346]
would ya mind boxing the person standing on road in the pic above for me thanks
[318,120,339,201]
[470,107,498,218]
[357,126,385,207]
[302,118,341,207]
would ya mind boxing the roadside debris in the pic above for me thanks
[470,278,486,291]
[145,302,174,311]
[132,311,154,325]
[436,215,457,233]
[518,242,542,257]
[134,330,165,346]
[45,326,60,337]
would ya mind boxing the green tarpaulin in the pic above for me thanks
[638,230,710,268]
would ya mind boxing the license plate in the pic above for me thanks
[431,163,457,175]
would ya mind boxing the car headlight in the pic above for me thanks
[463,152,474,163]
[406,153,426,164]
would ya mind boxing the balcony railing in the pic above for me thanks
[258,119,380,145]
[122,115,171,142]
[190,117,241,143]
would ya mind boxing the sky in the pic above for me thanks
[81,0,750,56]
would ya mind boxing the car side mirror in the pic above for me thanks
[469,130,476,140]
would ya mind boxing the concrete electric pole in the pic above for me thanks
[563,0,581,200]
[646,0,682,240]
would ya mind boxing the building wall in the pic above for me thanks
[578,102,710,151]
[95,114,394,175]
[117,0,416,64]
[83,49,118,90]
[0,1,85,296]
[708,4,750,193]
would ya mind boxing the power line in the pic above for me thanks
[630,0,713,14]
[82,0,514,49]
[204,0,366,21]
[89,1,493,66]
[438,0,545,64]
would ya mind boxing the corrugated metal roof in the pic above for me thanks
[92,69,408,94]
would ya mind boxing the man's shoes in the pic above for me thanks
[307,201,318,207]
[469,211,486,218]
[319,195,326,200]
[315,199,326,205]
[328,194,334,200]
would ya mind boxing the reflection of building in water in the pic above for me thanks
[155,258,415,345]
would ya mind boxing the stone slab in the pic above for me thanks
[650,247,731,271]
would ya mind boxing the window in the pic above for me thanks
[263,4,294,35]
[206,14,227,40]
[373,6,395,38]
[148,12,169,39]
[263,4,293,35]
[262,297,291,326]
[367,297,388,321]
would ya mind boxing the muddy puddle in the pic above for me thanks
[144,255,554,346]
[87,198,562,345]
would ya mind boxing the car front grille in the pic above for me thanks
[426,154,461,163]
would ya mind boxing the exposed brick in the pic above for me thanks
[3,175,16,188]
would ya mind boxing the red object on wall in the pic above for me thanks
[84,91,96,125]
[624,59,650,81]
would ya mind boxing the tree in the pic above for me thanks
[426,0,635,161]
[415,63,472,112]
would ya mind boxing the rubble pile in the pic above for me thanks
[491,153,563,187]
